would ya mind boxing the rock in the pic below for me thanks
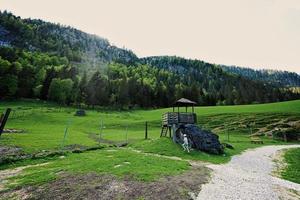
[74,109,86,116]
[3,129,24,133]
[222,143,234,149]
[175,124,224,154]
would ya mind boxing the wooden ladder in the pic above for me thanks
[160,126,169,137]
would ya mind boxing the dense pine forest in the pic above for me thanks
[222,66,300,87]
[0,11,299,108]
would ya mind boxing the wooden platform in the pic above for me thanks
[162,112,197,126]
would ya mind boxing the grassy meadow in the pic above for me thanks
[1,99,299,153]
[5,149,190,190]
[281,148,300,184]
[0,99,299,190]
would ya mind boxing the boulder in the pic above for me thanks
[75,109,86,116]
[175,124,224,154]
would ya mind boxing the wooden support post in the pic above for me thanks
[145,121,148,139]
[172,124,176,142]
[0,108,11,136]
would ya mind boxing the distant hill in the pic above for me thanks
[140,56,299,105]
[0,11,138,72]
[0,10,299,107]
[221,66,300,87]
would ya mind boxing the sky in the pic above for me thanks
[1,0,300,73]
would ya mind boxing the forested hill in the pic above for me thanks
[221,66,300,87]
[140,56,299,104]
[0,11,138,71]
[0,11,299,107]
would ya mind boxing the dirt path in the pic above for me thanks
[126,147,209,168]
[197,145,300,200]
[0,162,49,192]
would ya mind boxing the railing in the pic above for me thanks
[162,112,197,126]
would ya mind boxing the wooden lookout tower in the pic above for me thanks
[160,98,197,139]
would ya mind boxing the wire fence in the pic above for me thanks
[1,106,162,151]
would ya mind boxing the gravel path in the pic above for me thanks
[197,145,300,200]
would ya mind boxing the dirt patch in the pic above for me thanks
[0,188,30,200]
[62,144,88,151]
[0,144,104,166]
[0,146,23,157]
[0,146,29,165]
[5,165,210,200]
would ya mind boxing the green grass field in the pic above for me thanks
[281,148,300,184]
[5,149,190,189]
[1,99,299,153]
[0,99,300,190]
[1,99,299,152]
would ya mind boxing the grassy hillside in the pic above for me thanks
[1,99,299,154]
[281,148,300,184]
[0,99,299,198]
[5,149,190,189]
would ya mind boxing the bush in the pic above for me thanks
[273,128,300,141]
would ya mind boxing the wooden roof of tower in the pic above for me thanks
[174,98,196,106]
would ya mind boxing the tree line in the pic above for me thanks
[222,65,300,87]
[1,11,299,108]
[1,47,299,108]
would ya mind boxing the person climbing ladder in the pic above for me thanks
[182,134,190,153]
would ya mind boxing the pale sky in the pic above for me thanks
[1,0,300,73]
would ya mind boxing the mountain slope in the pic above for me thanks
[0,10,299,107]
[0,10,138,71]
[221,65,300,87]
[140,56,299,105]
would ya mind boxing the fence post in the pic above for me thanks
[227,127,230,142]
[99,119,103,146]
[145,121,148,139]
[125,125,128,143]
[61,119,71,150]
[0,108,11,136]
